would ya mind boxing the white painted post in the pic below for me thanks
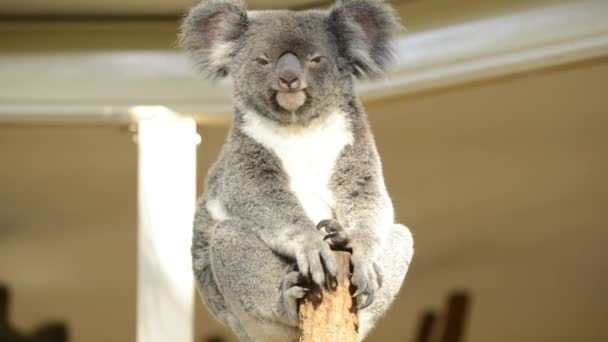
[134,106,200,342]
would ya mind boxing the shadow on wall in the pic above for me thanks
[414,291,472,342]
[0,284,69,342]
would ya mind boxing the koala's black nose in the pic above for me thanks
[276,53,304,91]
[279,75,301,91]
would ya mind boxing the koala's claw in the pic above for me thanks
[352,281,367,298]
[281,271,309,324]
[316,219,349,249]
[352,276,377,310]
[350,256,383,310]
[359,291,375,310]
[285,286,308,298]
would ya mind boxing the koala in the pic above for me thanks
[180,0,414,340]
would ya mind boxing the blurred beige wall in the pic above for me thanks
[1,0,606,341]
[0,126,138,341]
[1,57,606,342]
[364,58,608,342]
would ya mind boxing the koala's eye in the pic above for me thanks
[255,57,270,66]
[309,56,323,65]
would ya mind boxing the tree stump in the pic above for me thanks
[299,251,359,342]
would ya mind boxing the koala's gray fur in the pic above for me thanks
[180,1,413,340]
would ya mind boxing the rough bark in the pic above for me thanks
[299,251,359,342]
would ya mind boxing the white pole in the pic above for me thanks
[135,106,200,342]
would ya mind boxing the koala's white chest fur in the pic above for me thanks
[241,111,353,224]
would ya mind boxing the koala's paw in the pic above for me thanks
[293,234,337,288]
[280,271,309,324]
[317,219,349,249]
[351,253,384,310]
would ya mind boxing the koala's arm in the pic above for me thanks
[217,132,337,285]
[329,115,396,305]
[331,117,394,253]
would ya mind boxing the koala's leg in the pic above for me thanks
[357,224,414,340]
[192,229,231,322]
[209,220,302,342]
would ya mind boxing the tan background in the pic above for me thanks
[1,0,607,341]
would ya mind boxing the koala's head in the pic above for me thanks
[180,0,400,125]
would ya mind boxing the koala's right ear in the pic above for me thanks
[328,0,401,79]
[179,0,249,79]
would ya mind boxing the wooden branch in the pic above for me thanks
[299,251,359,342]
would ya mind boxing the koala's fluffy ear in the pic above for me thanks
[328,0,401,78]
[179,0,249,79]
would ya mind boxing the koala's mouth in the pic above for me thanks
[275,90,307,113]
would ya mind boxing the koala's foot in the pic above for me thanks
[280,271,309,324]
[316,219,349,250]
[350,255,383,309]
[317,219,383,310]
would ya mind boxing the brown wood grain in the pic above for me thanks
[298,251,359,342]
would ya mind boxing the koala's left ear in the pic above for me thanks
[179,0,249,79]
[328,0,401,78]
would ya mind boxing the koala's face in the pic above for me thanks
[231,12,348,124]
[180,0,400,125]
